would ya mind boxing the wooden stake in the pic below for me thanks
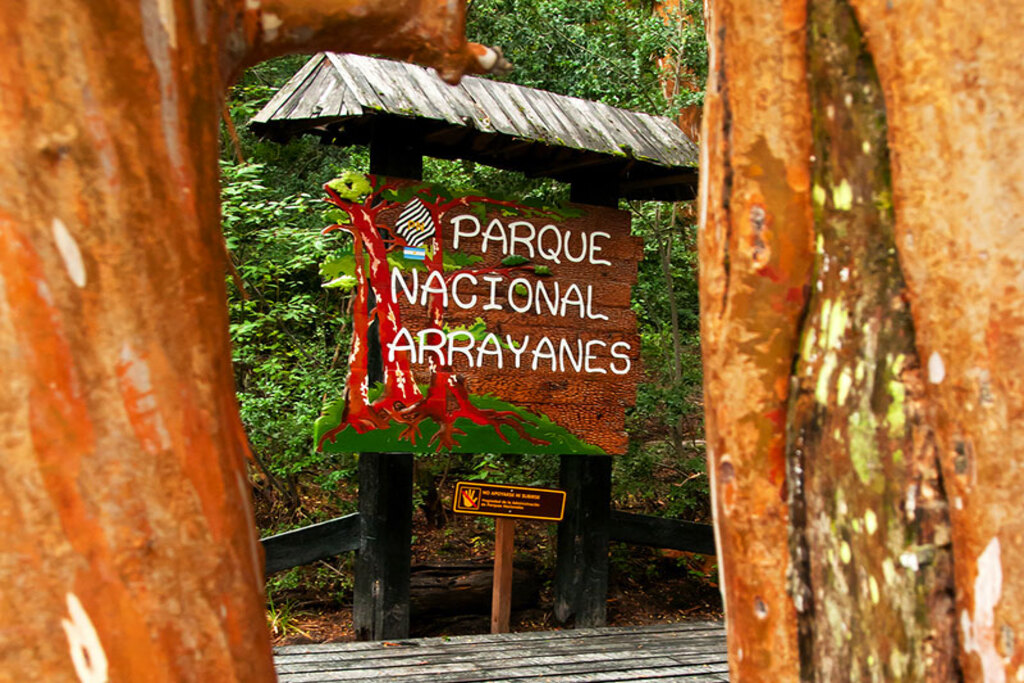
[491,517,516,634]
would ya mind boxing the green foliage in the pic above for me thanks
[222,58,369,526]
[500,254,531,267]
[326,171,372,201]
[621,201,707,519]
[266,596,309,638]
[315,390,606,456]
[469,0,669,113]
[467,0,706,117]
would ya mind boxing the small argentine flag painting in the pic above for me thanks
[395,198,436,261]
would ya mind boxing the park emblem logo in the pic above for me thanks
[314,173,642,456]
[395,197,435,261]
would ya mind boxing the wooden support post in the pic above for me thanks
[370,117,424,180]
[554,454,611,628]
[351,126,423,641]
[569,174,619,208]
[491,517,516,634]
[353,452,413,641]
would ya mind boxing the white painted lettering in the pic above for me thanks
[560,283,585,318]
[481,218,508,255]
[585,340,607,374]
[563,230,587,263]
[420,270,448,308]
[451,214,481,250]
[537,224,562,263]
[393,268,418,305]
[482,275,503,311]
[418,328,446,365]
[451,272,478,309]
[535,280,560,316]
[609,341,632,375]
[589,231,612,265]
[559,338,584,373]
[585,286,608,320]
[531,336,557,371]
[447,330,476,366]
[508,220,536,258]
[388,327,417,362]
[477,333,504,368]
[508,277,533,313]
[507,335,530,368]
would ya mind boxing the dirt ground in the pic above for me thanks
[269,508,723,646]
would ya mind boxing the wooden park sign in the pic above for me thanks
[314,172,641,455]
[451,482,566,522]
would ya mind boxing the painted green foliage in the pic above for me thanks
[312,172,604,455]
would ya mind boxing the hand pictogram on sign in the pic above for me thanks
[460,486,481,510]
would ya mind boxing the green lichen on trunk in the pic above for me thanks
[786,0,957,680]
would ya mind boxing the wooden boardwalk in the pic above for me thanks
[274,621,728,682]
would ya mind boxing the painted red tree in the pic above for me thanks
[316,172,558,452]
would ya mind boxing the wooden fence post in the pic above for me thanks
[554,454,611,627]
[491,517,516,634]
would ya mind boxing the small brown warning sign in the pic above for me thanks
[452,482,566,522]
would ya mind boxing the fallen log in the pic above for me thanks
[410,559,541,618]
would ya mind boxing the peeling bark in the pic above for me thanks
[0,1,486,679]
[846,2,1024,680]
[787,1,956,679]
[704,0,1024,680]
[699,0,813,678]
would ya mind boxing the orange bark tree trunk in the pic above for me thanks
[702,0,1024,680]
[0,1,490,680]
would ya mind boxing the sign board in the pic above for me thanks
[451,482,566,522]
[314,173,641,455]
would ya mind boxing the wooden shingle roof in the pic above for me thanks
[251,53,699,202]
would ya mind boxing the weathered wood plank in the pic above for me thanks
[464,79,539,141]
[275,621,725,656]
[533,91,601,152]
[250,52,324,124]
[608,512,717,555]
[277,647,727,680]
[277,59,333,121]
[252,54,701,202]
[274,630,730,683]
[404,65,470,126]
[357,56,422,119]
[277,656,728,682]
[275,635,728,672]
[326,53,384,113]
[288,64,343,120]
[275,638,727,670]
[261,513,360,575]
[498,81,559,144]
[275,632,727,660]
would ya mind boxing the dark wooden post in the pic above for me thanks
[353,452,414,640]
[370,117,424,179]
[569,175,619,208]
[554,454,611,627]
[353,127,422,641]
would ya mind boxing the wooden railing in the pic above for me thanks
[261,509,714,576]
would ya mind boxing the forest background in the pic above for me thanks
[219,0,712,636]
